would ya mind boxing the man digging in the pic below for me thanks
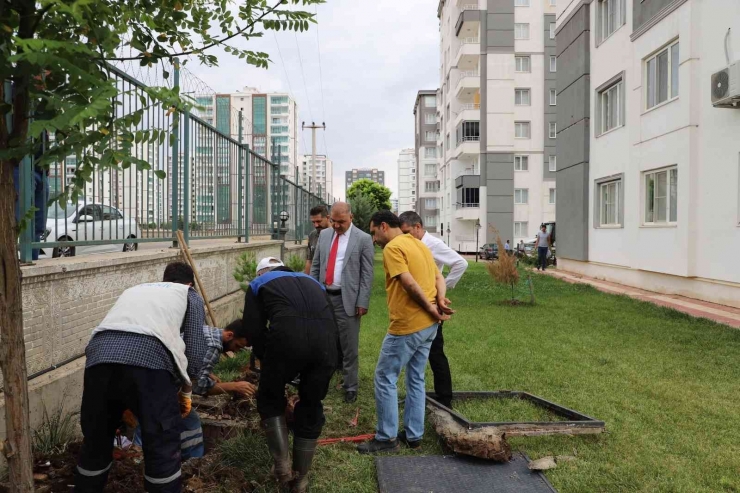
[242,257,338,492]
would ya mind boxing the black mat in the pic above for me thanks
[375,453,557,493]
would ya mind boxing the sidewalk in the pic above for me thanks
[540,268,740,329]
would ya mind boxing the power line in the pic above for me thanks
[314,6,327,124]
[293,31,315,123]
[273,32,296,102]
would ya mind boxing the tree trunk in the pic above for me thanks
[0,158,35,492]
[427,406,511,462]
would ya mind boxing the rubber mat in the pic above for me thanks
[375,453,557,493]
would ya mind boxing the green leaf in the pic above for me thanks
[154,170,167,179]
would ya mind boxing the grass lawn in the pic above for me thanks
[221,252,740,493]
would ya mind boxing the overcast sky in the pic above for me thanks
[186,0,440,201]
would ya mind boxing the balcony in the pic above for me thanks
[454,38,480,70]
[454,202,480,220]
[455,70,480,101]
[455,173,480,189]
[453,137,480,158]
[456,4,481,37]
[454,103,480,128]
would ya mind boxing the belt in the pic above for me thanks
[326,289,342,296]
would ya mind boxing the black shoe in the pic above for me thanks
[357,438,400,455]
[344,391,357,404]
[438,399,453,410]
[397,431,422,450]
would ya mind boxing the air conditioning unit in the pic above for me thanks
[711,62,740,107]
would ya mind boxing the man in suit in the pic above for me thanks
[311,202,374,403]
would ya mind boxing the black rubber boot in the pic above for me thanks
[290,437,318,493]
[262,417,292,485]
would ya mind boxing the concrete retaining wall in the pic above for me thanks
[0,239,295,454]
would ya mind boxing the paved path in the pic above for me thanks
[541,268,740,329]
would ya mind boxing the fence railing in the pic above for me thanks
[17,64,325,261]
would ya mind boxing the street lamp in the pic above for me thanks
[446,227,451,247]
[279,210,290,228]
[475,219,481,263]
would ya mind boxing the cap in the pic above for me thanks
[256,257,284,274]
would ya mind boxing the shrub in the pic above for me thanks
[234,251,258,291]
[33,397,78,456]
[486,233,520,303]
[285,254,305,273]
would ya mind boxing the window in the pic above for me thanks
[425,163,436,176]
[271,125,289,134]
[425,181,440,192]
[550,56,557,72]
[549,188,556,204]
[455,121,480,146]
[515,24,530,40]
[549,0,557,5]
[424,95,436,108]
[599,180,621,226]
[515,155,529,171]
[645,40,679,109]
[425,198,437,209]
[644,167,678,224]
[270,96,289,105]
[550,23,556,40]
[549,155,557,172]
[550,89,557,106]
[424,216,438,227]
[425,113,436,124]
[424,131,436,142]
[515,189,529,204]
[516,56,531,73]
[515,89,531,106]
[599,79,624,133]
[514,222,528,237]
[424,147,437,159]
[515,122,531,139]
[446,104,450,121]
[549,122,557,139]
[515,0,530,6]
[598,0,626,42]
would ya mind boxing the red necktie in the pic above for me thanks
[325,234,341,286]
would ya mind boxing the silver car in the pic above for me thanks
[43,202,141,257]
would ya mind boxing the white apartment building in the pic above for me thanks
[436,0,557,252]
[556,0,740,306]
[397,148,417,214]
[299,154,333,201]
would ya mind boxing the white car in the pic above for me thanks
[43,202,141,257]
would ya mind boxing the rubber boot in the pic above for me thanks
[290,437,318,493]
[262,417,292,485]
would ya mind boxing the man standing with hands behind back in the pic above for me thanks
[304,205,330,274]
[311,202,374,403]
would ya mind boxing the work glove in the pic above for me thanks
[178,390,192,418]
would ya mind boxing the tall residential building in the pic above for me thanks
[556,0,740,306]
[413,91,440,232]
[436,0,557,252]
[397,148,417,214]
[390,198,399,215]
[299,154,333,201]
[345,168,385,194]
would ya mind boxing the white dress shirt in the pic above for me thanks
[327,223,352,290]
[421,231,468,289]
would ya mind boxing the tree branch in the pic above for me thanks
[100,0,283,62]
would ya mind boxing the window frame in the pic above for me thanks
[424,113,436,125]
[644,40,680,111]
[515,0,530,6]
[597,0,626,45]
[549,89,557,106]
[515,121,531,139]
[514,155,529,171]
[596,72,626,136]
[515,23,530,40]
[549,122,557,139]
[550,56,557,72]
[549,155,557,172]
[514,188,529,205]
[549,23,556,40]
[514,221,529,238]
[549,188,556,205]
[515,88,531,106]
[642,166,678,226]
[594,175,624,228]
[516,56,532,73]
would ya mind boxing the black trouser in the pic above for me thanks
[257,316,337,439]
[74,364,182,493]
[428,322,453,407]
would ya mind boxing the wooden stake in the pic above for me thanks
[176,230,218,327]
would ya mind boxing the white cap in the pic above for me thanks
[256,257,284,274]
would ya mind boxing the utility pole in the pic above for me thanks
[302,121,325,194]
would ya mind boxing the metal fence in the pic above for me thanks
[16,64,325,262]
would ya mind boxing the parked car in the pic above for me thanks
[479,243,498,260]
[42,202,141,257]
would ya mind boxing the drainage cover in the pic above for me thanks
[375,453,557,493]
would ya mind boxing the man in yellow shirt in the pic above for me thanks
[357,211,453,454]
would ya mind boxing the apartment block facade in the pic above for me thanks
[397,148,418,215]
[556,0,740,306]
[413,91,441,233]
[345,168,386,194]
[299,154,333,202]
[436,0,557,253]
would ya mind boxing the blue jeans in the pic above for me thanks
[13,166,49,261]
[538,247,549,271]
[374,323,438,442]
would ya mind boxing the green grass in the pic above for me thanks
[212,349,251,382]
[220,252,740,492]
[453,396,568,423]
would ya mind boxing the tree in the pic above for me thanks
[348,191,376,234]
[346,178,392,211]
[0,1,321,490]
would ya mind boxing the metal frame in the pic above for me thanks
[426,391,605,436]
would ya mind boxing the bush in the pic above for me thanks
[148,222,158,229]
[233,251,258,291]
[285,254,305,273]
[486,232,520,303]
[33,397,78,456]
